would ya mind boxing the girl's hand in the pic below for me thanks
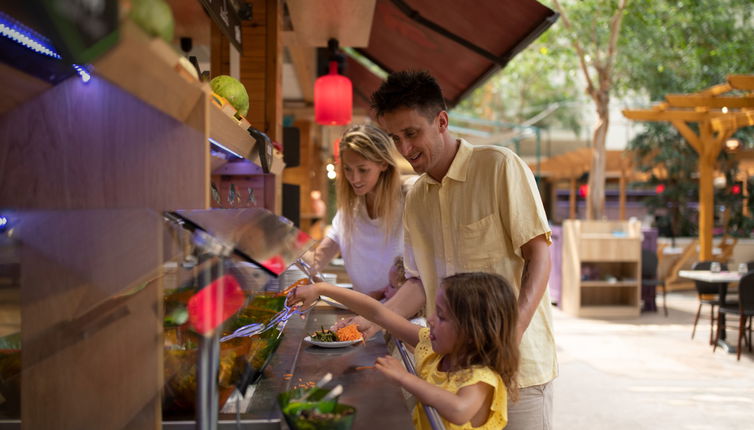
[374,355,407,384]
[286,282,320,310]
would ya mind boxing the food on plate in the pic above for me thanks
[335,324,363,342]
[310,327,338,342]
[309,324,362,343]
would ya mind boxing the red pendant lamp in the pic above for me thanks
[315,39,352,125]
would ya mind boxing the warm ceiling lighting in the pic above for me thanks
[725,138,741,152]
[315,38,352,126]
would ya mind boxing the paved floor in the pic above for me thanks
[552,290,754,429]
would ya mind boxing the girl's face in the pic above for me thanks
[428,286,459,356]
[341,149,387,197]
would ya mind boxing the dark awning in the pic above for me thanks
[350,0,558,110]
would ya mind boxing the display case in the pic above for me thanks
[0,208,315,429]
[562,219,642,318]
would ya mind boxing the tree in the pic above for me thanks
[549,0,629,220]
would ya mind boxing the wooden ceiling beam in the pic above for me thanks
[665,95,754,109]
[622,109,716,122]
[729,75,754,90]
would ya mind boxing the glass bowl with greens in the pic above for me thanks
[278,387,356,430]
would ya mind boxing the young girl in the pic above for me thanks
[381,255,407,300]
[289,272,519,430]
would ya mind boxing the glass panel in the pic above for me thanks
[169,208,315,276]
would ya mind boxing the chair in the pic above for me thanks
[690,261,729,345]
[641,249,667,316]
[714,272,754,360]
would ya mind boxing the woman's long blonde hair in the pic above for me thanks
[336,124,402,241]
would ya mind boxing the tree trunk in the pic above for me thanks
[587,96,610,220]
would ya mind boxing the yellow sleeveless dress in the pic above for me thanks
[412,328,508,430]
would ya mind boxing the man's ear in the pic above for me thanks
[437,111,449,133]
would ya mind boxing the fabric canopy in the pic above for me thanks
[349,0,558,110]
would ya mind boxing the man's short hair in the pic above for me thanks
[370,70,448,121]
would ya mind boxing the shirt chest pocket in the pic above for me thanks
[459,214,500,270]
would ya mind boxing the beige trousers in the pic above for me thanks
[505,380,554,430]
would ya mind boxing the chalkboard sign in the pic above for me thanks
[198,0,246,52]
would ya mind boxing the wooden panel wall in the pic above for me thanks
[242,0,283,144]
[19,210,163,429]
[0,76,209,210]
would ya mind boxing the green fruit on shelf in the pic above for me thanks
[210,75,250,117]
[130,0,175,44]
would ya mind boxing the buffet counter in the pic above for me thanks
[205,304,414,429]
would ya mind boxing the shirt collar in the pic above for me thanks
[424,138,472,185]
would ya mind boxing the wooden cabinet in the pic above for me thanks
[0,21,282,212]
[562,220,642,318]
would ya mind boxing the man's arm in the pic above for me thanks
[517,234,551,343]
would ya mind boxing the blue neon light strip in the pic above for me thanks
[0,12,61,59]
[73,64,91,83]
[209,138,243,159]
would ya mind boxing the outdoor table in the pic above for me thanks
[678,270,741,353]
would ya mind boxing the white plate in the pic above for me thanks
[335,283,352,289]
[304,335,362,348]
[321,296,348,309]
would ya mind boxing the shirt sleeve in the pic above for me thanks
[326,210,343,246]
[402,201,420,279]
[499,150,552,255]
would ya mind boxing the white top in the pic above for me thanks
[327,203,403,296]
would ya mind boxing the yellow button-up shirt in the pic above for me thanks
[403,139,557,388]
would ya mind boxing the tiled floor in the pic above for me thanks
[553,290,754,429]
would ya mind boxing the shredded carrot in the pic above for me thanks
[277,278,309,296]
[355,366,374,371]
[335,324,363,341]
[282,373,293,380]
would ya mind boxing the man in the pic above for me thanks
[348,70,556,429]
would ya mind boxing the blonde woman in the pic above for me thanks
[305,124,405,299]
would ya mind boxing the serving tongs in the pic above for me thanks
[290,372,333,403]
[220,289,314,342]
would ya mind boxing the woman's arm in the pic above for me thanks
[291,283,420,347]
[375,356,493,426]
[302,237,341,274]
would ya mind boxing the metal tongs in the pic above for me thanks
[220,290,314,342]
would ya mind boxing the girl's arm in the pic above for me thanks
[375,356,493,426]
[291,283,420,347]
[302,237,340,274]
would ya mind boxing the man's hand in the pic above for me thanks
[375,355,408,385]
[332,315,382,339]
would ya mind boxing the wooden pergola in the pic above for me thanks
[534,148,636,220]
[623,74,754,260]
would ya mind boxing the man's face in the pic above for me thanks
[379,107,445,177]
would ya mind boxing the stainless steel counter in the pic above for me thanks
[180,304,415,429]
[240,304,414,429]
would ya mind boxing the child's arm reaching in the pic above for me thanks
[289,282,420,347]
[375,356,494,426]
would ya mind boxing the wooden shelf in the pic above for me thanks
[209,102,256,159]
[581,281,638,287]
[562,220,642,318]
[577,305,640,318]
[94,20,208,132]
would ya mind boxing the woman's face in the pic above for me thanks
[428,286,459,356]
[341,149,387,196]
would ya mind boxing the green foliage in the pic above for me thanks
[617,0,754,99]
[627,123,698,237]
[453,26,584,135]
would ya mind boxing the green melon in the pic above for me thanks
[130,0,175,44]
[210,75,250,117]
